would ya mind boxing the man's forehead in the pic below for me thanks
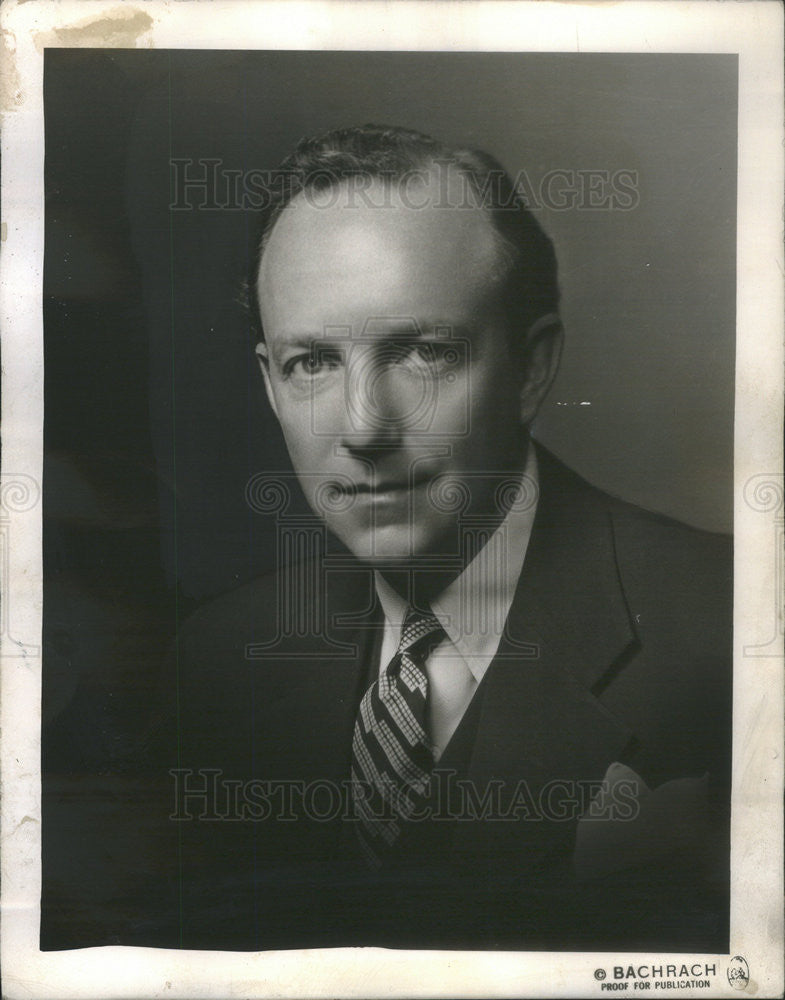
[258,168,499,281]
[256,166,506,346]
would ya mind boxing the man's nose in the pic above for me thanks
[340,350,404,454]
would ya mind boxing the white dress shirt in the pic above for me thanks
[374,446,539,760]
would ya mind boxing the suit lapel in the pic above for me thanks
[456,447,640,865]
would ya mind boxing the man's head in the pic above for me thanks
[251,125,563,569]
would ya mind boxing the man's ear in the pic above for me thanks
[255,342,280,421]
[517,313,564,426]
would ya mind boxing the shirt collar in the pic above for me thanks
[374,443,539,682]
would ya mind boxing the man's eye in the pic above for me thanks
[395,342,452,369]
[284,349,343,378]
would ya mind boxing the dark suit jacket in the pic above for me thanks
[41,446,732,952]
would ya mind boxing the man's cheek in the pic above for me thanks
[280,422,322,472]
[426,379,471,439]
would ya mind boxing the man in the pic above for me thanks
[121,125,732,952]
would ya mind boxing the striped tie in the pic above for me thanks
[351,607,445,867]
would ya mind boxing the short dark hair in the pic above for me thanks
[247,124,560,351]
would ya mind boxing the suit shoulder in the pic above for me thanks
[535,444,732,632]
[608,496,732,590]
[177,556,374,655]
[535,443,732,578]
[180,571,280,641]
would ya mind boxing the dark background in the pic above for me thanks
[42,50,737,768]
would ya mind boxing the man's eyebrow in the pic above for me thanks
[363,320,473,338]
[270,322,472,362]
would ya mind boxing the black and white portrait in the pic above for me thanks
[40,49,736,953]
[1,5,781,996]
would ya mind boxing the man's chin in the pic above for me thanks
[330,522,462,571]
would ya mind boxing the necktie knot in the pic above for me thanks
[398,607,444,659]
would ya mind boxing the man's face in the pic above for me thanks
[257,171,538,567]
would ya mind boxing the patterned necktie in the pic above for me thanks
[351,606,445,867]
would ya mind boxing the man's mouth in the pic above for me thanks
[331,473,431,503]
